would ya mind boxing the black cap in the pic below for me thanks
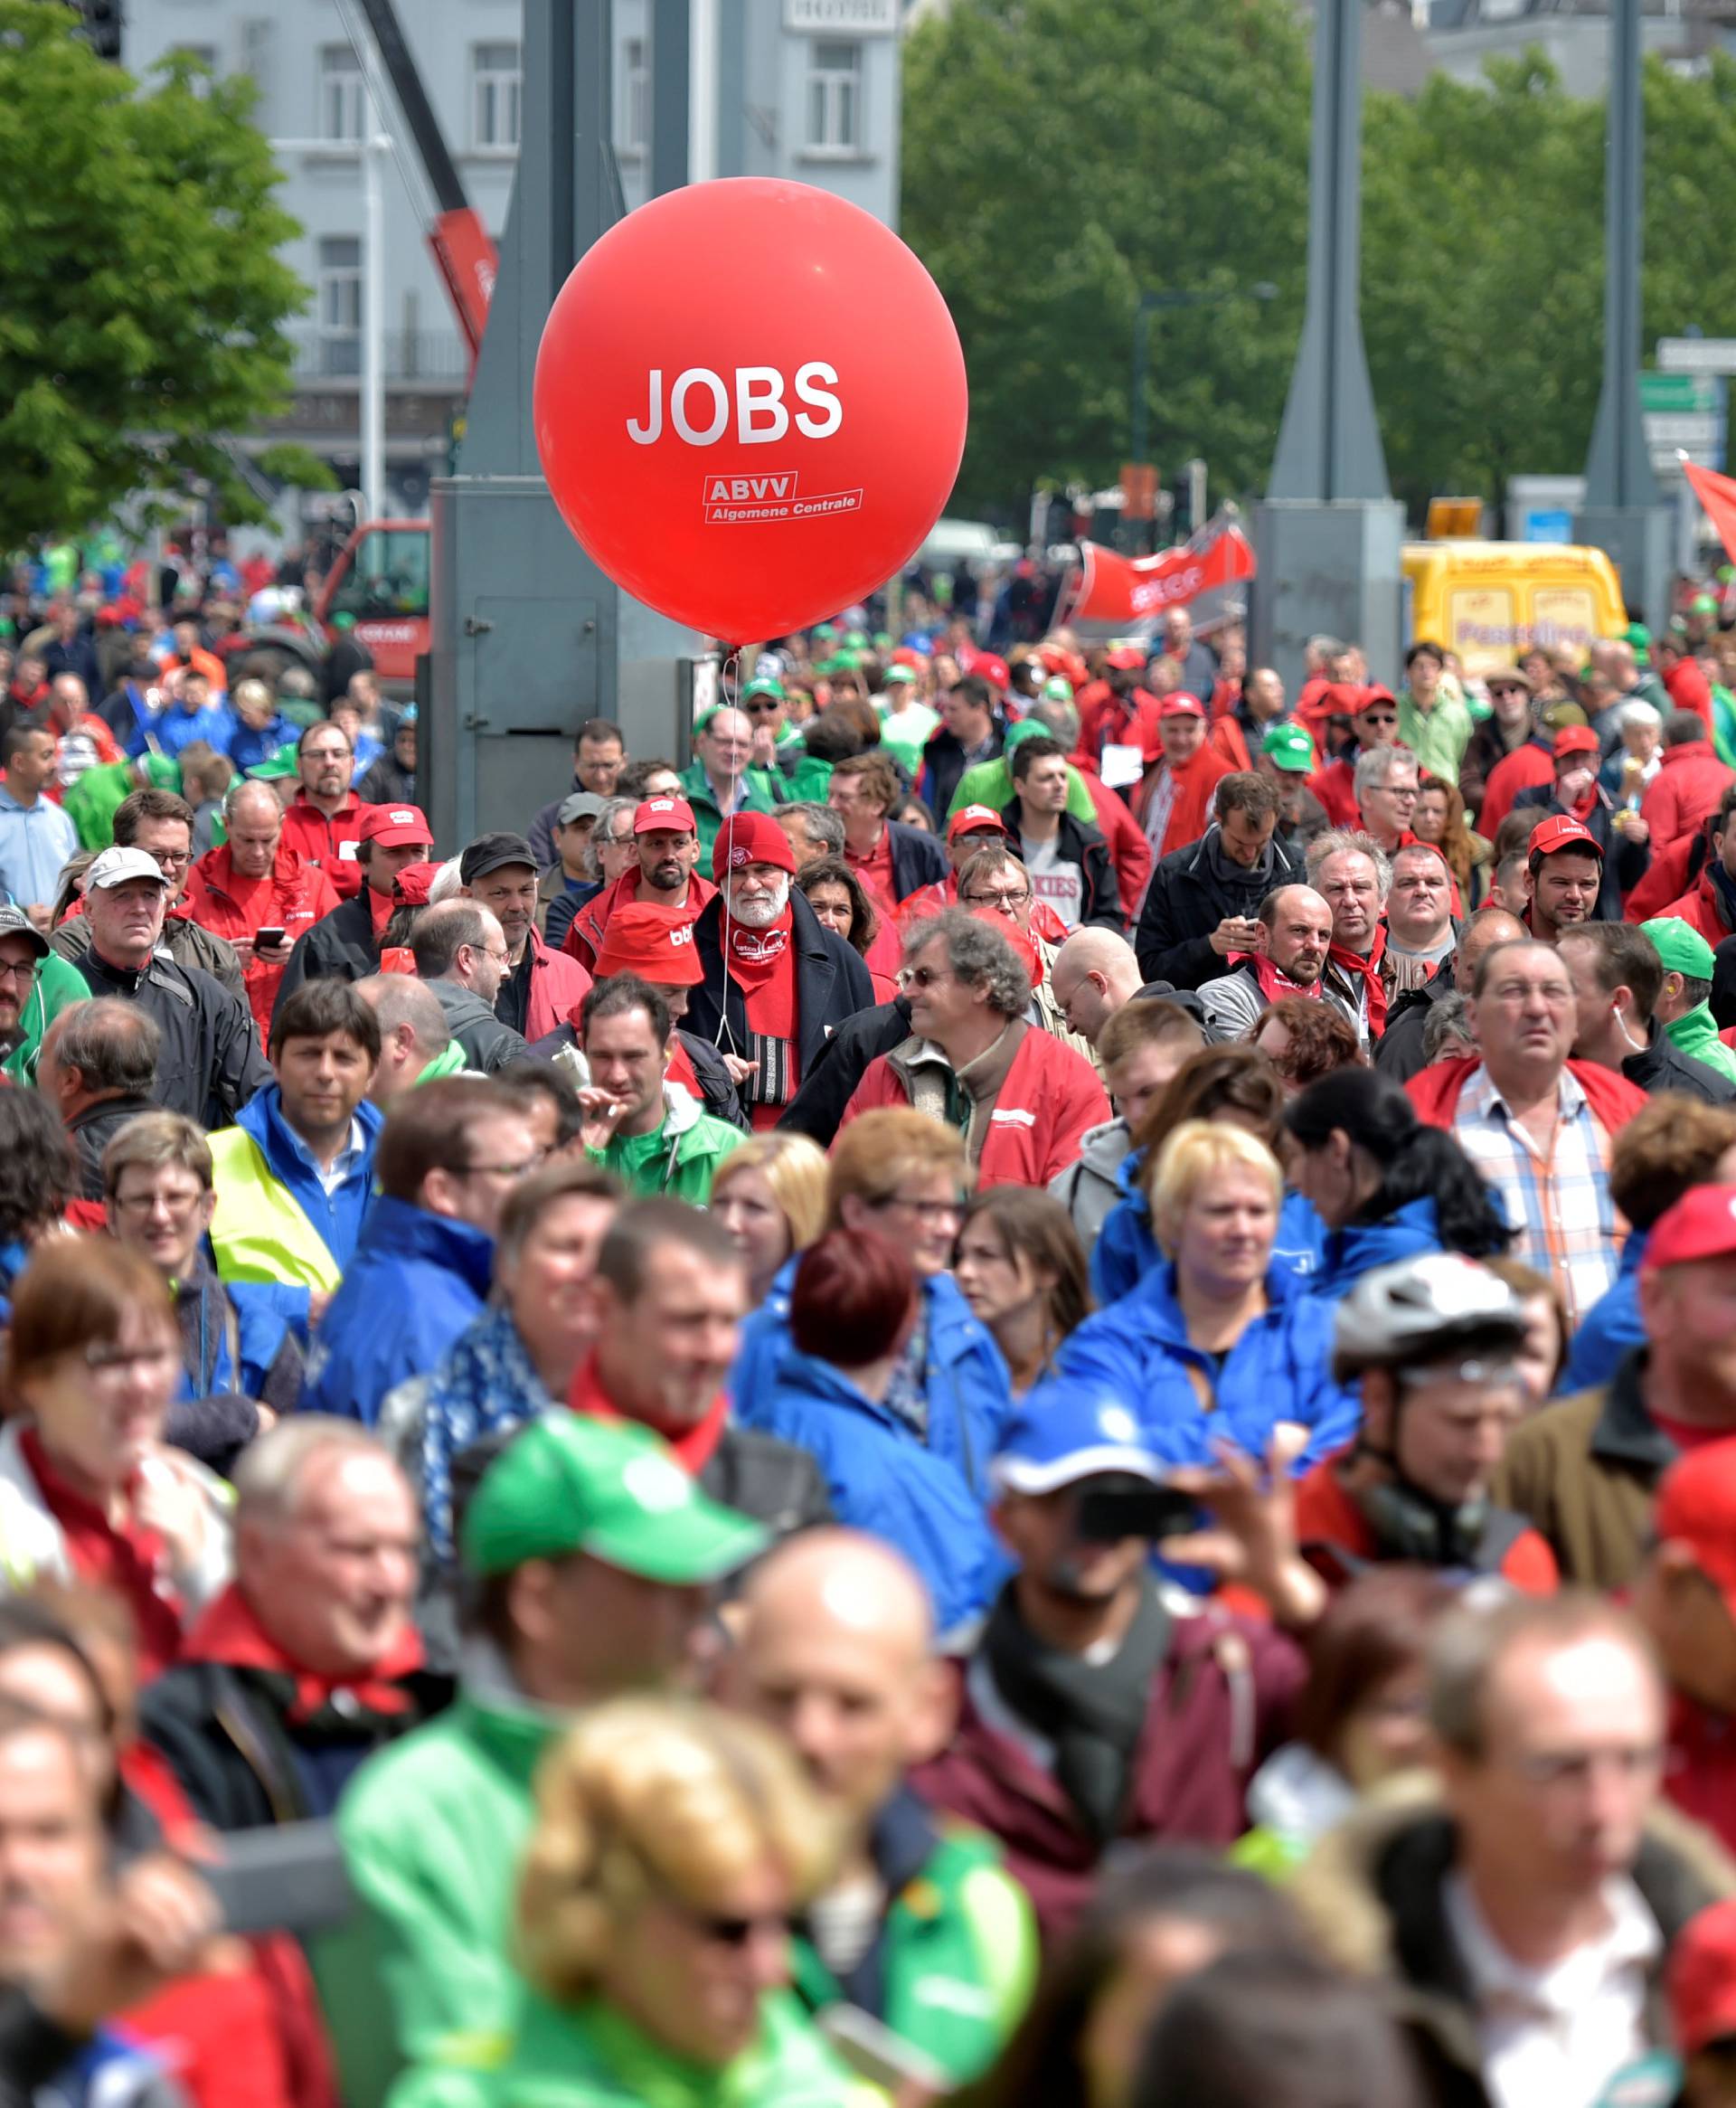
[458,832,538,884]
[0,906,49,959]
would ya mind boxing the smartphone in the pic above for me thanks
[1076,1485,1200,1545]
[254,926,287,949]
[817,2006,948,2093]
[201,1820,354,1937]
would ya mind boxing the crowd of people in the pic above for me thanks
[7,581,1736,2108]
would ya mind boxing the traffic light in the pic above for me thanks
[71,1,123,60]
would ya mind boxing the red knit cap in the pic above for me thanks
[712,810,797,881]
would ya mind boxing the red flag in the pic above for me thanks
[1683,458,1736,571]
[1065,522,1257,627]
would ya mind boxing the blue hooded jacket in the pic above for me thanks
[300,1197,496,1425]
[1090,1150,1325,1306]
[747,1338,1003,1631]
[1560,1226,1646,1395]
[1057,1258,1360,1472]
[1307,1195,1445,1303]
[731,1259,1010,1497]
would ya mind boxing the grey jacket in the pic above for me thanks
[1048,1117,1133,1252]
[1197,961,1269,1045]
[430,979,529,1075]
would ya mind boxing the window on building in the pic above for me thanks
[622,37,648,154]
[806,40,862,155]
[320,44,364,142]
[472,42,521,151]
[169,43,219,93]
[317,235,363,376]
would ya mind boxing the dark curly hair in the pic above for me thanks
[1245,996,1364,1092]
[794,856,881,957]
[0,1091,76,1243]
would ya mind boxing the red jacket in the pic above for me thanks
[1628,829,1704,924]
[1307,755,1361,829]
[183,844,340,1045]
[1665,655,1716,734]
[837,1025,1110,1189]
[1659,870,1733,948]
[1405,1054,1648,1136]
[1077,682,1165,770]
[911,1610,1306,1944]
[562,865,718,973]
[278,789,366,899]
[1640,742,1735,850]
[521,924,592,1044]
[1073,758,1154,914]
[1477,738,1556,837]
[1292,1452,1559,1595]
[1135,747,1230,862]
[1663,1692,1736,1858]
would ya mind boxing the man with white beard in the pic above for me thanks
[686,810,875,1130]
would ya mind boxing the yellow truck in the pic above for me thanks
[1402,541,1627,677]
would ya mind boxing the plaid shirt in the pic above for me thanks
[1452,1063,1624,1330]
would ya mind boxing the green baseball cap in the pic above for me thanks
[1694,594,1719,616]
[460,1414,769,1583]
[1262,723,1315,773]
[884,664,918,687]
[246,741,301,781]
[1042,676,1074,704]
[873,631,893,651]
[814,622,839,643]
[844,629,869,650]
[1627,621,1652,662]
[138,752,183,792]
[815,653,859,675]
[1641,915,1716,981]
[741,677,785,705]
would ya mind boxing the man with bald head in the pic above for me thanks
[724,1528,1037,2085]
[355,973,466,1104]
[676,702,788,861]
[1197,882,1333,1043]
[1050,926,1145,1047]
[1376,904,1526,1082]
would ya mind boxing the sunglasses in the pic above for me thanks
[743,700,782,714]
[1359,711,1398,727]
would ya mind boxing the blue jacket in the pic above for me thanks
[1561,1227,1646,1395]
[733,1260,1010,1499]
[747,1339,1002,1631]
[1057,1259,1361,1472]
[228,712,295,775]
[1308,1196,1444,1303]
[1091,1153,1324,1306]
[175,1265,293,1400]
[136,699,237,759]
[299,1197,495,1425]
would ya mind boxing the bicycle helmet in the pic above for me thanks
[1331,1253,1530,1385]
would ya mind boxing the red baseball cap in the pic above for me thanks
[1655,1436,1736,1619]
[1321,681,1369,717]
[891,647,926,671]
[593,903,704,987]
[1527,812,1602,862]
[390,860,439,906]
[359,803,434,848]
[967,906,1041,988]
[974,652,1011,693]
[634,795,697,837]
[1160,694,1204,719]
[1642,1184,1736,1275]
[1670,1897,1736,2055]
[947,804,1010,844]
[1552,726,1601,759]
[712,810,797,881]
[1106,646,1146,673]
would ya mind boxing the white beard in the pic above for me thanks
[727,874,789,928]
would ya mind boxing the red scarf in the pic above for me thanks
[725,907,797,1035]
[1330,924,1388,1039]
[367,884,396,938]
[183,1583,423,1725]
[569,1352,729,1476]
[20,1430,184,1681]
[1231,951,1322,1003]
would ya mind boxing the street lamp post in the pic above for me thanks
[1127,282,1276,552]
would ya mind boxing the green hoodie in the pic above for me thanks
[413,1039,470,1085]
[5,950,92,1085]
[675,760,787,861]
[588,1084,743,1204]
[1664,997,1736,1088]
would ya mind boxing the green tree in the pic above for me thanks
[900,0,1312,522]
[0,2,321,544]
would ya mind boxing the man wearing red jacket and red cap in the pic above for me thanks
[1306,684,1400,830]
[839,907,1109,1190]
[1135,695,1229,863]
[1659,783,1736,944]
[563,793,718,971]
[686,810,874,1131]
[1075,647,1165,787]
[278,721,367,899]
[1407,933,1646,1328]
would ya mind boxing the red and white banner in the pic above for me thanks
[1684,457,1736,572]
[1065,521,1257,626]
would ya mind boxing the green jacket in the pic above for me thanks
[1664,998,1736,1087]
[481,1990,874,2108]
[1397,688,1475,781]
[788,1797,1036,2086]
[1712,683,1736,771]
[675,761,787,861]
[414,1040,470,1085]
[62,760,138,854]
[330,1679,560,2108]
[5,950,91,1085]
[949,754,1097,825]
[587,1083,742,1204]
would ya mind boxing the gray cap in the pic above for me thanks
[557,791,607,828]
[0,906,48,959]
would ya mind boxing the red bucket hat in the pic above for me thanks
[593,903,704,986]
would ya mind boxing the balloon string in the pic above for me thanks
[721,645,741,711]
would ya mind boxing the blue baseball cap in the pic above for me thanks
[992,1380,1164,1497]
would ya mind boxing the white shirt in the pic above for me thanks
[1442,1871,1659,2108]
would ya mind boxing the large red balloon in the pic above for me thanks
[533,179,967,641]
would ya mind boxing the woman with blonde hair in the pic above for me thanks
[1060,1121,1357,1472]
[496,1697,872,2105]
[709,1132,828,1309]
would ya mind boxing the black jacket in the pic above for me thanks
[273,891,380,1020]
[357,752,415,807]
[1509,783,1648,920]
[777,996,913,1146]
[884,819,950,903]
[686,886,875,1099]
[699,1425,834,1541]
[998,799,1124,931]
[431,980,528,1074]
[529,1019,750,1130]
[1621,1022,1736,1105]
[54,906,246,1007]
[73,949,269,1130]
[65,1091,158,1199]
[1135,827,1304,988]
[920,723,1005,821]
[1373,969,1458,1085]
[138,1656,450,1831]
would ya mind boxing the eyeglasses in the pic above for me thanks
[111,1186,205,1220]
[146,847,192,871]
[1381,785,1420,802]
[458,1153,546,1181]
[1487,682,1529,695]
[961,887,1031,910]
[899,964,955,990]
[83,1343,180,1378]
[0,959,38,986]
[871,1191,966,1224]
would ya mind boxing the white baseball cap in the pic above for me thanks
[83,847,169,893]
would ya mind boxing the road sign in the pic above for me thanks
[1657,338,1736,377]
[1643,371,1726,474]
[1641,373,1725,414]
